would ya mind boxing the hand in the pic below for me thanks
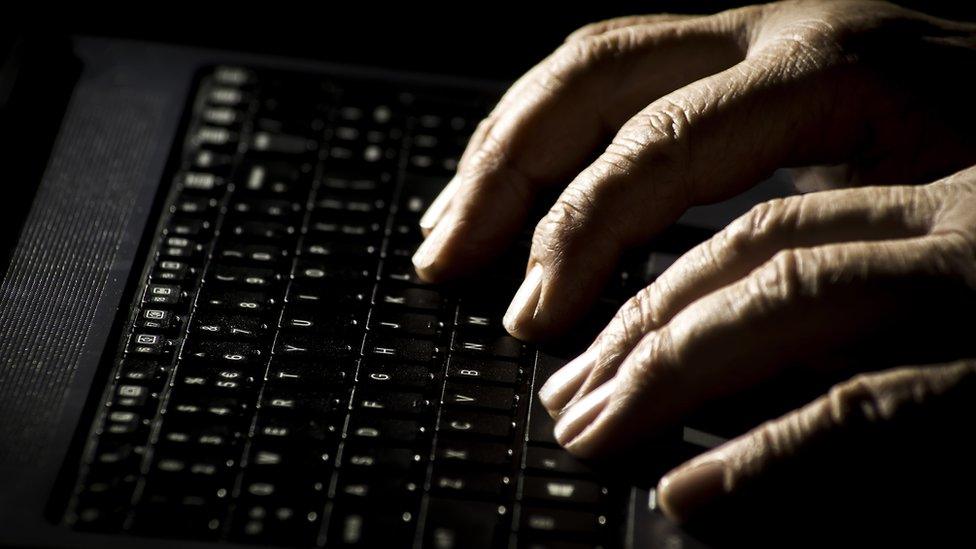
[537,172,976,541]
[411,0,976,340]
[656,359,976,546]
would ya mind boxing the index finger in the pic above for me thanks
[412,12,751,281]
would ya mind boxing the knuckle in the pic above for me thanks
[605,285,662,347]
[531,181,625,262]
[743,197,798,239]
[459,128,507,178]
[827,374,884,426]
[546,31,640,89]
[631,282,668,330]
[565,20,608,42]
[599,138,645,177]
[546,39,602,84]
[536,189,593,242]
[751,248,810,309]
[621,326,676,385]
[626,99,694,150]
[612,100,696,202]
[719,197,797,257]
[759,18,841,71]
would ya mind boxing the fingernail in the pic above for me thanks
[503,264,544,334]
[412,219,450,273]
[553,377,616,446]
[419,175,461,233]
[538,349,598,415]
[657,460,727,523]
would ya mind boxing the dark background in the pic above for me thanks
[12,1,976,80]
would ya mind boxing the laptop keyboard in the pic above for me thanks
[62,66,710,548]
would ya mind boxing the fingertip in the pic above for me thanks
[419,175,462,236]
[502,264,544,337]
[554,377,617,451]
[412,219,453,282]
[537,349,600,415]
[656,459,727,524]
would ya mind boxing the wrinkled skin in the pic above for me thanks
[411,0,976,543]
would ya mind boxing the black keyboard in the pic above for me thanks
[61,65,710,548]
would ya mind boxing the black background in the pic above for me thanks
[20,0,976,79]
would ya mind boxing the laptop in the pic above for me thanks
[0,29,795,549]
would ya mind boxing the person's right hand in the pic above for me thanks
[411,0,976,340]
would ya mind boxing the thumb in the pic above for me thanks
[655,360,976,547]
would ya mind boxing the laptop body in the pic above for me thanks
[0,34,794,549]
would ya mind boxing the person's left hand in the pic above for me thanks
[531,167,976,533]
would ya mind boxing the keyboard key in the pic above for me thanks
[444,383,515,412]
[246,440,336,472]
[524,446,595,477]
[279,306,363,334]
[127,333,175,357]
[118,358,170,389]
[423,498,507,549]
[328,507,415,547]
[521,477,605,506]
[447,356,520,385]
[230,497,322,547]
[528,395,559,446]
[175,366,257,394]
[367,337,440,363]
[173,196,219,217]
[217,243,288,265]
[453,332,524,360]
[341,445,421,472]
[348,417,426,444]
[166,218,212,239]
[456,310,503,331]
[519,507,607,537]
[273,333,356,360]
[369,310,443,338]
[261,386,347,415]
[431,468,512,499]
[151,260,194,283]
[354,390,429,415]
[435,440,512,467]
[379,258,427,285]
[167,394,247,421]
[307,218,383,240]
[179,171,226,194]
[314,194,387,217]
[334,471,421,502]
[251,131,316,155]
[301,238,379,258]
[210,265,279,288]
[439,410,513,439]
[200,289,276,315]
[144,284,185,307]
[238,162,313,198]
[374,286,444,310]
[291,258,374,283]
[183,340,264,366]
[358,361,436,389]
[253,412,340,445]
[321,172,391,193]
[192,314,269,340]
[266,360,350,387]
